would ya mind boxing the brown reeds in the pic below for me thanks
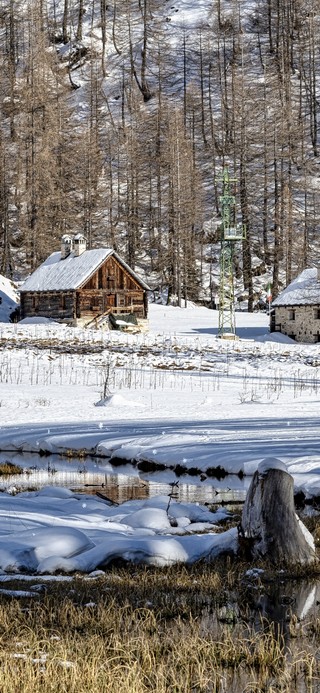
[0,563,318,692]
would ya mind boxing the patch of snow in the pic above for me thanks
[124,508,172,530]
[95,394,143,408]
[256,332,296,344]
[244,568,265,579]
[19,317,58,325]
[0,274,19,323]
[258,458,288,475]
[0,588,39,598]
[297,516,315,551]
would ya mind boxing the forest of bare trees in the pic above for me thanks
[0,0,320,308]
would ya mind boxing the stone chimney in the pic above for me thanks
[60,234,73,260]
[73,233,86,257]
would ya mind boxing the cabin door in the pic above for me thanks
[106,295,115,310]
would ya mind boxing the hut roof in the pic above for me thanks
[272,268,320,307]
[20,249,150,293]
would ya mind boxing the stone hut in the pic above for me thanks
[271,268,320,343]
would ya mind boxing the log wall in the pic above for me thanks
[20,291,74,321]
[20,256,148,321]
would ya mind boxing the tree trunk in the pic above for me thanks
[239,459,317,565]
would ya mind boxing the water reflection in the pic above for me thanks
[195,576,320,693]
[0,450,249,505]
[247,577,320,631]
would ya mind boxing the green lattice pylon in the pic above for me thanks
[218,168,245,337]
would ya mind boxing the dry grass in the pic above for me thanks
[0,598,286,693]
[0,563,319,692]
[0,461,24,475]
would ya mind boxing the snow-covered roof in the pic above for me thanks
[20,248,150,292]
[272,268,320,307]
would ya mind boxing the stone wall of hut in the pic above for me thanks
[272,305,320,343]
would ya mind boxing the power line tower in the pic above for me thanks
[218,168,245,338]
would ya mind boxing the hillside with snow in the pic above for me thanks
[0,0,319,307]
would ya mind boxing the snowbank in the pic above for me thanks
[0,488,235,574]
[0,274,19,322]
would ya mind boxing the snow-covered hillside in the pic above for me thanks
[1,0,319,306]
[0,274,19,322]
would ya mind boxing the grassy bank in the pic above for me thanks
[0,561,320,692]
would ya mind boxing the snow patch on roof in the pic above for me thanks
[20,248,114,292]
[272,268,320,306]
[20,248,151,293]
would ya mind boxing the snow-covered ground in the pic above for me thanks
[0,302,320,575]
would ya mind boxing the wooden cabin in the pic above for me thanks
[20,234,150,328]
[271,267,320,343]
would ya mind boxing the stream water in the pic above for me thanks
[0,450,250,504]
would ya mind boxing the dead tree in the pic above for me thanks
[239,458,317,566]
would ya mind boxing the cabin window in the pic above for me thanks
[314,308,320,320]
[32,295,39,311]
[98,268,103,289]
[60,295,66,310]
[288,309,295,321]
